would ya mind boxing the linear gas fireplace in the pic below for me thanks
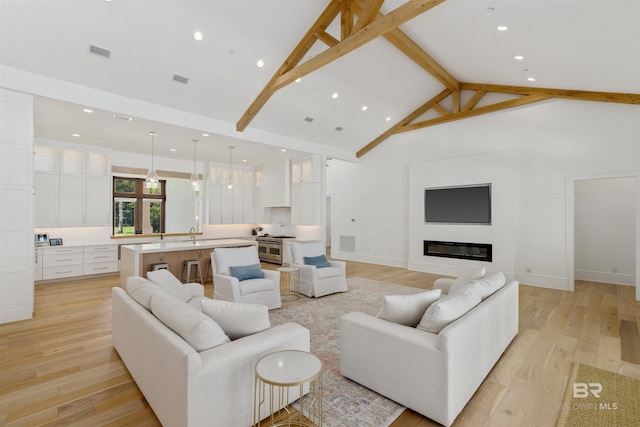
[423,240,492,262]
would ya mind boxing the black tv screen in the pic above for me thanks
[424,184,491,224]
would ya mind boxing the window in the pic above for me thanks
[113,177,166,235]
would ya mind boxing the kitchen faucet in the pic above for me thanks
[189,227,196,243]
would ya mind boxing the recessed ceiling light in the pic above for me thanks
[281,149,287,152]
[514,55,524,60]
[82,108,94,113]
[202,133,209,137]
[242,159,247,163]
[497,25,508,31]
[256,60,265,68]
[71,133,80,137]
[332,93,339,99]
[193,31,203,41]
[361,106,368,111]
[295,78,302,83]
[170,148,177,152]
[385,117,391,121]
[527,77,536,82]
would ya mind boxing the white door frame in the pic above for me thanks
[566,173,639,300]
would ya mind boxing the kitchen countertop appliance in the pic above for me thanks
[256,235,295,265]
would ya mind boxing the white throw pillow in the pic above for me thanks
[146,269,192,302]
[213,246,260,276]
[150,292,230,351]
[449,265,486,294]
[126,276,164,310]
[417,284,482,334]
[201,299,271,340]
[377,289,442,327]
[291,241,325,265]
[461,272,506,300]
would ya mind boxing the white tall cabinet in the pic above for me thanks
[291,155,322,225]
[207,165,255,224]
[0,89,34,324]
[33,143,111,228]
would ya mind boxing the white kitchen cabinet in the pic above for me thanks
[260,159,291,207]
[34,248,43,281]
[34,172,59,228]
[86,177,111,227]
[83,245,118,275]
[59,175,86,227]
[291,182,321,225]
[42,246,83,280]
[33,143,111,228]
[292,156,321,184]
[207,167,255,224]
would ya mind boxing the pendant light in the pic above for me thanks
[144,131,159,189]
[226,146,235,193]
[190,139,200,192]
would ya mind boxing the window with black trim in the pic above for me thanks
[113,177,166,235]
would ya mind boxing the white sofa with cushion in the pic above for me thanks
[340,272,518,427]
[288,241,347,297]
[112,276,310,427]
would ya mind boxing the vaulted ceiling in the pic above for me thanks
[1,0,639,165]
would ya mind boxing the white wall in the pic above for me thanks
[327,99,640,293]
[574,177,636,285]
[407,151,517,279]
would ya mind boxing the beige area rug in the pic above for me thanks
[556,363,640,427]
[269,277,421,427]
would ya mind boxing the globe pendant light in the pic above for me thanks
[190,139,200,192]
[144,131,159,189]
[226,146,235,193]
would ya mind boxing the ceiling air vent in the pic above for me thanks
[112,114,132,121]
[89,45,111,58]
[172,74,189,84]
[335,126,343,131]
[304,117,314,122]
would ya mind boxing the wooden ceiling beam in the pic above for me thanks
[397,94,550,133]
[341,0,354,39]
[236,0,341,132]
[461,83,640,105]
[271,0,447,92]
[351,0,386,34]
[356,88,451,157]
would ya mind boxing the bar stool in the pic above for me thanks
[152,263,169,271]
[182,260,203,284]
[204,257,213,283]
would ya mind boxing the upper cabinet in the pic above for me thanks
[207,164,255,224]
[34,142,111,228]
[260,159,291,207]
[291,155,323,225]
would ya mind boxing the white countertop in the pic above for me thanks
[120,238,256,254]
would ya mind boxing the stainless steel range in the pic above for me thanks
[256,236,295,265]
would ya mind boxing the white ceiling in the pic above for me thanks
[1,0,639,166]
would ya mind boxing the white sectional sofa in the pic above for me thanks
[340,273,518,427]
[112,276,310,427]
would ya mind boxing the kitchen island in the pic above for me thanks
[119,239,256,286]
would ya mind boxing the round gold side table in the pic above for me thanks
[276,266,300,301]
[254,350,322,427]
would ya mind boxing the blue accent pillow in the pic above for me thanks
[304,254,330,268]
[229,264,264,281]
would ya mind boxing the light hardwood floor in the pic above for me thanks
[1,260,639,427]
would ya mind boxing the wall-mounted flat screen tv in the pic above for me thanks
[424,184,491,224]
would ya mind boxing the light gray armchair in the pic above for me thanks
[288,241,347,297]
[210,246,282,309]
